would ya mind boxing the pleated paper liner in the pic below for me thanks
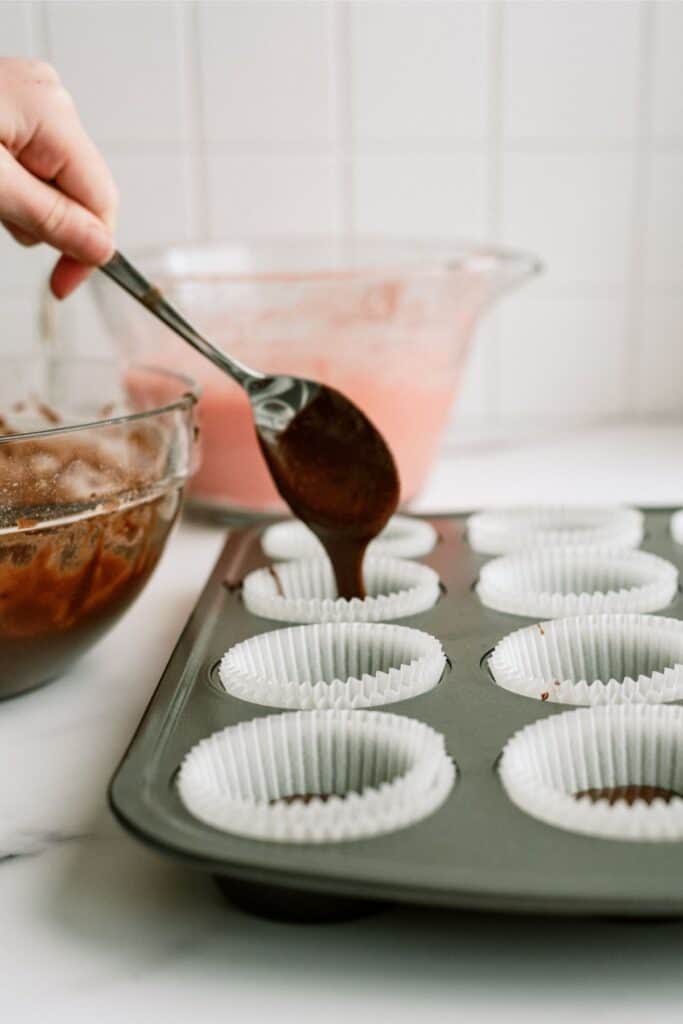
[467,505,643,556]
[219,622,446,710]
[262,515,438,561]
[243,556,441,623]
[490,614,683,705]
[177,709,455,843]
[671,510,683,545]
[499,705,683,841]
[476,548,678,619]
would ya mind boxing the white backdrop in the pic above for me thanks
[1,0,681,442]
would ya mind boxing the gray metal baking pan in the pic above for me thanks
[109,509,683,922]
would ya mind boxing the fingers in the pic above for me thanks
[1,219,38,246]
[19,89,119,229]
[49,256,94,300]
[0,58,118,299]
[0,59,118,229]
[0,146,114,266]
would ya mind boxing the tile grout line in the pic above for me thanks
[624,1,655,417]
[53,136,683,158]
[331,0,353,235]
[181,0,210,241]
[29,0,49,58]
[449,0,504,443]
[139,138,678,156]
[484,0,504,432]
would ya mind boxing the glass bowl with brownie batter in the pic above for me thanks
[0,356,198,697]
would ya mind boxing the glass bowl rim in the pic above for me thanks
[0,356,199,447]
[124,235,543,287]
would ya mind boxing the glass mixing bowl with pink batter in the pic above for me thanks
[92,239,539,517]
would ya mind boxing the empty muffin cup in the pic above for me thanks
[489,614,683,705]
[476,548,678,619]
[262,515,438,561]
[219,622,446,710]
[243,556,441,623]
[499,705,683,841]
[467,506,643,555]
[177,709,455,843]
[671,510,683,545]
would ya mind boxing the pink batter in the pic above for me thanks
[121,269,487,512]
[135,346,458,511]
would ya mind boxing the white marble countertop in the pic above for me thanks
[5,422,683,1024]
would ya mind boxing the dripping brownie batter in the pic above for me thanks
[258,387,400,600]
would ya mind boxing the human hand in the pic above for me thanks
[0,57,118,299]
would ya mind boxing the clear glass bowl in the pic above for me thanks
[91,238,540,517]
[0,356,198,697]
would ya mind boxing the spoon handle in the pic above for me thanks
[100,251,262,388]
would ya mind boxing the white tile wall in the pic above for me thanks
[353,153,489,238]
[636,295,683,416]
[644,153,683,289]
[2,0,34,54]
[0,0,681,438]
[0,226,52,297]
[501,152,635,289]
[200,1,334,145]
[651,0,683,142]
[207,153,339,236]
[350,1,489,144]
[502,1,640,143]
[106,152,194,248]
[498,291,627,422]
[46,1,188,147]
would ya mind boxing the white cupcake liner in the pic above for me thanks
[177,709,455,843]
[261,515,438,561]
[219,622,446,710]
[499,705,683,841]
[476,548,678,619]
[467,506,643,555]
[490,614,683,706]
[671,510,683,545]
[243,556,441,623]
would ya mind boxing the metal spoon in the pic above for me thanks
[100,250,400,599]
[101,250,317,437]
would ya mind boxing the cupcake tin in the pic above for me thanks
[109,508,683,921]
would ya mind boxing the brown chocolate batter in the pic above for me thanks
[0,413,180,697]
[270,793,338,806]
[0,490,180,697]
[574,785,681,806]
[258,386,400,600]
[267,564,284,597]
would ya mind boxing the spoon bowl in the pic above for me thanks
[101,252,400,598]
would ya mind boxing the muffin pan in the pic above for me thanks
[109,509,683,921]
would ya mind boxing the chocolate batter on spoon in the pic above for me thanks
[101,252,400,600]
[258,385,400,599]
